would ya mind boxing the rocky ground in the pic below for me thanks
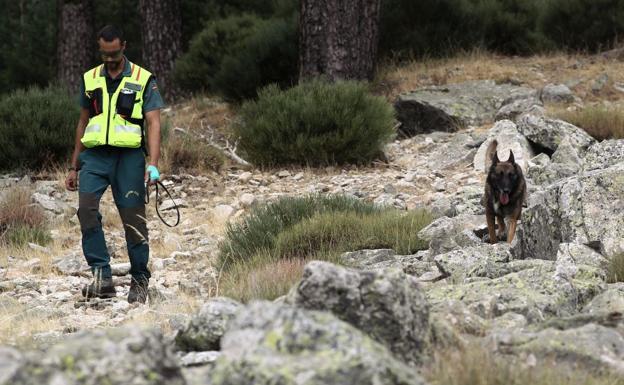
[1,54,624,384]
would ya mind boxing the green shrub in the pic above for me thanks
[174,14,262,93]
[274,209,433,260]
[234,80,395,166]
[540,0,624,52]
[554,106,624,140]
[607,253,624,283]
[218,194,382,268]
[0,84,78,171]
[0,186,50,247]
[213,16,298,103]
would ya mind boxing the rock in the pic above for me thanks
[111,262,131,276]
[0,347,22,385]
[553,243,608,283]
[427,262,601,322]
[540,83,575,104]
[431,300,488,336]
[287,261,430,365]
[494,323,624,375]
[53,255,89,276]
[239,193,256,208]
[495,96,542,122]
[1,328,184,385]
[395,80,536,136]
[473,120,535,173]
[433,244,513,281]
[592,73,609,93]
[277,170,291,178]
[209,302,427,385]
[237,172,253,183]
[583,283,624,314]
[583,139,624,172]
[159,198,186,211]
[175,297,242,352]
[522,162,624,260]
[528,136,584,185]
[417,214,486,256]
[516,112,594,153]
[179,351,221,367]
[213,205,235,220]
[340,249,401,270]
[31,192,65,214]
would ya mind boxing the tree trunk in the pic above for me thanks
[57,0,94,94]
[138,0,182,101]
[299,0,381,82]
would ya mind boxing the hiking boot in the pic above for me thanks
[82,276,116,299]
[128,277,149,304]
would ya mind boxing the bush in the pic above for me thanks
[234,80,396,166]
[0,186,50,247]
[607,253,624,283]
[218,194,434,302]
[213,16,298,103]
[540,0,624,52]
[0,84,78,171]
[219,194,381,267]
[174,14,262,93]
[554,106,624,140]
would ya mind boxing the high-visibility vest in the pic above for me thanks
[81,62,152,148]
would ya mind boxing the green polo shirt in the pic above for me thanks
[78,56,165,113]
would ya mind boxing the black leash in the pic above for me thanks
[145,180,180,227]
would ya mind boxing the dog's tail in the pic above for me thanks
[485,139,498,172]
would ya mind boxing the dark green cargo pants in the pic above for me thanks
[78,146,150,280]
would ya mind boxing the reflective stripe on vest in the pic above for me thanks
[80,61,152,149]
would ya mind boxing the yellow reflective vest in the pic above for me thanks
[81,62,152,148]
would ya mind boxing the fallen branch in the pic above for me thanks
[199,120,251,167]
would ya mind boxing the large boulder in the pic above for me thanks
[583,283,624,314]
[516,112,594,153]
[493,323,624,375]
[207,302,428,385]
[0,328,184,385]
[522,162,624,260]
[417,214,485,256]
[395,80,536,136]
[473,120,535,173]
[175,297,242,352]
[426,261,602,323]
[287,261,430,365]
[582,139,624,172]
[540,83,575,104]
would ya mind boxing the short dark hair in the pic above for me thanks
[97,25,124,42]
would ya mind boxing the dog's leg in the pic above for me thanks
[497,215,506,241]
[507,208,522,244]
[486,210,497,244]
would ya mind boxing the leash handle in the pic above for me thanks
[145,180,181,227]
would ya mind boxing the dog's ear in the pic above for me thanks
[508,150,515,164]
[492,150,500,165]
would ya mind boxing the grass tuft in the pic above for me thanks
[555,106,624,140]
[0,186,50,247]
[606,253,624,284]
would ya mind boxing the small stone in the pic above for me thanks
[214,205,235,220]
[383,184,397,194]
[293,172,305,181]
[179,351,221,367]
[239,193,256,208]
[160,199,186,211]
[111,263,131,276]
[238,172,253,183]
[277,170,291,178]
[28,243,51,254]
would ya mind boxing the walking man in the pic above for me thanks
[65,25,164,304]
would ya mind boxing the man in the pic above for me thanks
[65,25,164,304]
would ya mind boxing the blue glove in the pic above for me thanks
[146,165,160,182]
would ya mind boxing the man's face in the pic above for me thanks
[98,38,125,72]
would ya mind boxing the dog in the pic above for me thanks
[481,139,527,244]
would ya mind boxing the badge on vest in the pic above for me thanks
[124,82,143,92]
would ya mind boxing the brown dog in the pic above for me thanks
[482,140,527,244]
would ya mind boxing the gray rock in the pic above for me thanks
[427,262,602,322]
[583,139,624,172]
[417,214,486,256]
[592,73,609,93]
[111,262,131,276]
[553,243,608,282]
[474,120,535,173]
[288,261,430,365]
[529,136,585,185]
[516,112,594,152]
[433,244,513,281]
[0,347,22,385]
[2,328,184,385]
[175,297,242,352]
[53,255,89,276]
[395,80,536,136]
[494,323,624,375]
[583,283,624,314]
[340,249,401,270]
[540,83,575,104]
[179,351,221,367]
[522,162,624,260]
[209,301,427,385]
[495,97,542,122]
[31,192,65,214]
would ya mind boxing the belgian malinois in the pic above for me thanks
[482,140,527,244]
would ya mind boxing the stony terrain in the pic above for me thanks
[1,54,624,384]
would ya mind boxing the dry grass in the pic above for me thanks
[553,105,624,140]
[606,253,624,284]
[0,185,50,248]
[426,343,624,385]
[121,291,200,336]
[0,296,64,346]
[161,135,225,174]
[377,50,624,104]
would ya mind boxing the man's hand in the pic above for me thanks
[145,164,160,186]
[65,170,78,191]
